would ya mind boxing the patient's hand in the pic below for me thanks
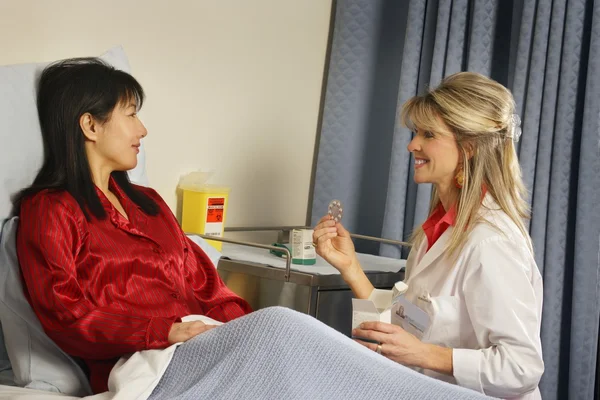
[168,321,216,344]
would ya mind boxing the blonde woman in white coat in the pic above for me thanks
[313,72,544,400]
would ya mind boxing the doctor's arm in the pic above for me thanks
[313,216,375,299]
[452,238,544,398]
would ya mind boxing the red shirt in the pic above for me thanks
[16,178,252,393]
[422,202,457,251]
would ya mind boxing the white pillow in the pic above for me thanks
[0,45,149,221]
[0,217,92,396]
[0,320,14,387]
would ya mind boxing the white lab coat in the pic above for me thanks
[383,196,544,399]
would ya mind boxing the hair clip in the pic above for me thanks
[509,113,522,142]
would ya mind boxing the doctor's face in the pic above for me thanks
[406,121,460,188]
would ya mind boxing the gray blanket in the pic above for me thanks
[149,307,491,400]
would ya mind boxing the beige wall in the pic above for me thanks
[0,0,332,240]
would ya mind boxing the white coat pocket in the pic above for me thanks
[391,295,431,339]
[422,295,461,348]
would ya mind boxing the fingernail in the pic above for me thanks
[360,323,364,329]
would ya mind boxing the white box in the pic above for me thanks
[351,281,408,329]
[291,229,316,265]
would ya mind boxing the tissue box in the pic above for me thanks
[351,281,408,329]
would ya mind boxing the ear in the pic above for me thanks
[80,113,101,142]
[462,141,475,160]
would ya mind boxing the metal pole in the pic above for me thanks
[349,233,411,248]
[190,233,294,282]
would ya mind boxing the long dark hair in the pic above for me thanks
[12,57,159,219]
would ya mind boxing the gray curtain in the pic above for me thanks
[309,1,600,399]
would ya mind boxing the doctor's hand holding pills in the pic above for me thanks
[313,206,379,300]
[313,202,379,299]
[312,215,356,270]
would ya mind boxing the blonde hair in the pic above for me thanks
[401,72,532,256]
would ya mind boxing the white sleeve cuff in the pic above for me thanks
[453,348,484,393]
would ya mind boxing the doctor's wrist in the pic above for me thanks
[341,260,374,299]
[420,344,454,376]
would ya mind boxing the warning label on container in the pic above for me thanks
[205,197,225,237]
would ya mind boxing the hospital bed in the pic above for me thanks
[0,46,407,399]
[209,227,406,337]
[0,227,406,400]
[0,231,406,400]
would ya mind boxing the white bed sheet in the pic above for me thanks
[0,316,222,400]
[0,385,80,400]
[0,345,176,400]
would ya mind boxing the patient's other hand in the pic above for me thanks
[313,215,357,275]
[168,321,216,344]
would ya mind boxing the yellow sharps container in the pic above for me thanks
[181,184,230,251]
